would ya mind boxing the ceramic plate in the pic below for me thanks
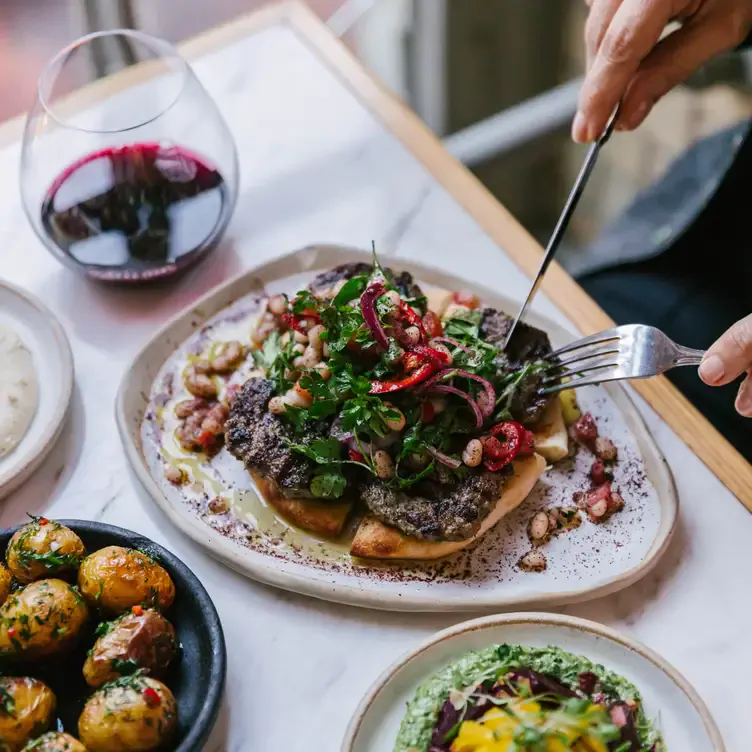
[116,245,677,612]
[0,519,226,752]
[343,612,724,751]
[0,280,74,499]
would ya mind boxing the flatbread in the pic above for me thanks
[350,453,546,560]
[253,474,353,538]
[0,325,38,459]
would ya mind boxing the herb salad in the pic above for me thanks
[227,251,555,536]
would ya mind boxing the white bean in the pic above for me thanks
[164,465,184,485]
[373,450,396,480]
[404,326,421,346]
[322,342,330,358]
[269,396,287,415]
[519,550,547,572]
[293,356,306,369]
[307,325,326,350]
[432,343,453,365]
[430,397,447,415]
[292,343,306,355]
[302,345,319,368]
[461,439,483,467]
[314,362,332,380]
[383,289,401,308]
[267,294,287,316]
[590,499,609,518]
[383,403,406,432]
[294,330,309,344]
[528,511,551,543]
[285,386,312,409]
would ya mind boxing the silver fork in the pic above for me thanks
[540,324,706,394]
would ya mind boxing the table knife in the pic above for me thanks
[503,109,620,350]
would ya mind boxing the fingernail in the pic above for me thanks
[735,384,752,417]
[699,355,725,385]
[572,111,588,143]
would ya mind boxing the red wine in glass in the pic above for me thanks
[40,142,231,282]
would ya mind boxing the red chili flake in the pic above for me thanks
[39,518,49,525]
[131,605,144,616]
[7,627,16,638]
[143,687,161,707]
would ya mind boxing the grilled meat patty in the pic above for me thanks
[360,469,508,541]
[480,308,553,426]
[308,262,423,300]
[225,378,323,498]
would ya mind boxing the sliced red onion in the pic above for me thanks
[429,384,483,429]
[346,435,373,456]
[427,368,495,418]
[360,282,389,350]
[430,337,475,356]
[426,445,461,469]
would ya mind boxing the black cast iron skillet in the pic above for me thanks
[0,519,226,752]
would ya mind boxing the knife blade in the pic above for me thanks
[503,108,620,350]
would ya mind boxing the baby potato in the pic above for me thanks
[0,564,12,606]
[83,608,178,688]
[0,580,89,660]
[6,519,86,584]
[21,732,87,752]
[0,676,56,752]
[78,676,177,752]
[78,547,175,615]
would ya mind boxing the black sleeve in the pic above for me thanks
[738,31,752,50]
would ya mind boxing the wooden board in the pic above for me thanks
[6,0,750,508]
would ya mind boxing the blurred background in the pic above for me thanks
[3,0,752,272]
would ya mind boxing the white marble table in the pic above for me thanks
[0,4,749,750]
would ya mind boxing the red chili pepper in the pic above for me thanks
[483,421,535,471]
[299,307,321,322]
[410,344,450,367]
[281,312,307,335]
[132,605,144,616]
[422,311,443,338]
[143,687,161,707]
[420,400,436,423]
[348,448,365,464]
[399,301,427,340]
[451,290,480,309]
[196,430,216,449]
[39,517,48,525]
[6,627,16,638]
[370,363,436,394]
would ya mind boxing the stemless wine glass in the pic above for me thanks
[20,30,239,283]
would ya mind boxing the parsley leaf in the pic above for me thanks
[310,469,347,499]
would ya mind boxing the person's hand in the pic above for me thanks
[699,314,752,417]
[573,0,752,143]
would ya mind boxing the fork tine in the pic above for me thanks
[546,347,620,371]
[540,369,623,394]
[548,327,621,359]
[541,358,618,385]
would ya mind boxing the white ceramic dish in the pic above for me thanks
[343,612,724,751]
[0,280,74,499]
[116,245,677,612]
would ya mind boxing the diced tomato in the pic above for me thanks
[7,627,16,638]
[131,605,144,616]
[422,311,443,338]
[573,412,598,445]
[452,290,480,309]
[143,687,161,706]
[39,517,48,525]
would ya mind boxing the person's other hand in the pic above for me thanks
[699,314,752,417]
[573,0,752,143]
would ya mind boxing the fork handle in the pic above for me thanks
[673,345,706,367]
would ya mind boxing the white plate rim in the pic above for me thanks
[341,611,725,751]
[115,244,678,612]
[0,280,74,499]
